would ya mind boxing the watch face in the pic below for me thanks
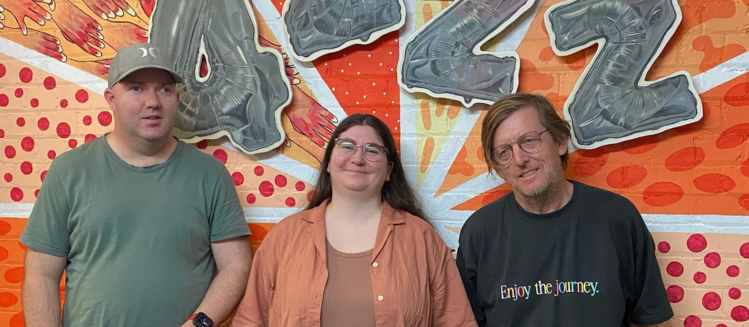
[193,312,213,327]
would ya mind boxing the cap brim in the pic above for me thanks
[109,65,184,88]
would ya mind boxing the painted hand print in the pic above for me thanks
[282,0,405,61]
[149,0,292,154]
[399,0,535,107]
[545,0,703,149]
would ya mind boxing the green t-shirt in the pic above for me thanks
[21,137,250,326]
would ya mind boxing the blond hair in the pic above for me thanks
[480,93,571,174]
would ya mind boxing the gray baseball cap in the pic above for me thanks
[107,43,184,88]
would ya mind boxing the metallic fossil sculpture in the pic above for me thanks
[149,0,292,154]
[545,0,702,149]
[399,0,535,107]
[283,0,405,61]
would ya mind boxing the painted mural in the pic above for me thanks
[0,0,748,325]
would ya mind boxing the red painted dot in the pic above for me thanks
[3,173,11,182]
[0,64,5,77]
[683,315,701,327]
[10,188,23,201]
[212,149,227,164]
[21,162,33,175]
[295,181,306,191]
[704,252,721,268]
[694,174,735,193]
[47,150,56,159]
[307,191,314,202]
[693,271,706,284]
[285,197,296,207]
[716,324,727,327]
[9,312,23,327]
[4,146,16,159]
[667,285,684,303]
[731,306,749,322]
[34,189,39,198]
[716,123,749,149]
[620,135,660,154]
[0,221,9,236]
[196,140,208,149]
[30,98,39,108]
[60,99,68,108]
[56,122,71,138]
[729,287,741,300]
[254,166,264,176]
[0,129,4,138]
[0,94,8,107]
[69,139,78,148]
[16,117,24,127]
[573,148,608,177]
[19,67,33,83]
[38,118,49,131]
[665,147,705,172]
[43,76,56,90]
[727,265,740,277]
[98,111,112,126]
[40,170,47,182]
[246,193,256,204]
[232,172,244,186]
[75,89,89,103]
[703,292,722,311]
[0,292,18,307]
[687,234,708,252]
[641,181,683,206]
[724,82,749,106]
[21,137,34,152]
[259,181,274,197]
[275,175,287,187]
[84,134,97,143]
[606,165,647,189]
[83,115,92,125]
[14,88,23,98]
[667,261,684,277]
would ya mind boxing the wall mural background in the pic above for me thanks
[0,0,748,325]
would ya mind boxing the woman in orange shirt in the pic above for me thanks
[233,114,477,327]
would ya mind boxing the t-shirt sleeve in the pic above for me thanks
[20,161,70,257]
[628,211,674,325]
[208,167,250,242]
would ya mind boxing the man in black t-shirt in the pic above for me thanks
[456,93,673,327]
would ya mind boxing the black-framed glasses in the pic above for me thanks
[334,138,388,162]
[492,130,548,165]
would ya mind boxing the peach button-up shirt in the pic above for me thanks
[233,200,477,327]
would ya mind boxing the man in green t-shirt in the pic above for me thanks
[21,43,252,327]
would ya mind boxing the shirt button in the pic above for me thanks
[377,295,384,301]
[372,262,379,268]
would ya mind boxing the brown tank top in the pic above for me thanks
[320,241,376,327]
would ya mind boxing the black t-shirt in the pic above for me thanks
[456,181,673,327]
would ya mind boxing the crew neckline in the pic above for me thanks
[100,134,184,173]
[508,180,579,224]
[326,240,374,258]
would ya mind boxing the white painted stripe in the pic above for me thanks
[493,0,545,52]
[692,51,749,93]
[243,206,302,222]
[398,0,419,188]
[419,108,482,192]
[432,172,505,210]
[252,0,347,120]
[0,37,107,94]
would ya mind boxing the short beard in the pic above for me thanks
[514,163,564,203]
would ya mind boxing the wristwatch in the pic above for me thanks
[191,312,213,327]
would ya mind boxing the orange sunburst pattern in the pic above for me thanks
[444,0,749,215]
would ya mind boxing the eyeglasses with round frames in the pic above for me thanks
[334,138,388,162]
[492,130,548,165]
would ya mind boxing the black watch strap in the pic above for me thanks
[192,312,213,327]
